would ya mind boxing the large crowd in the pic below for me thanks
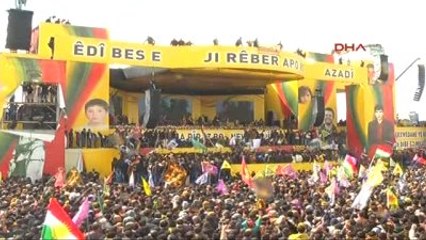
[0,147,425,239]
[2,114,426,239]
[65,123,346,153]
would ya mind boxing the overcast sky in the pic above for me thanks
[0,0,424,120]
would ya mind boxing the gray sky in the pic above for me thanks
[0,0,424,120]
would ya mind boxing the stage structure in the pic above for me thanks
[0,21,405,179]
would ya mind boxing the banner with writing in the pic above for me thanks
[395,127,426,149]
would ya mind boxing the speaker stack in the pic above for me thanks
[5,9,34,51]
[414,64,425,101]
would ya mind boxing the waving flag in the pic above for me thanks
[325,178,339,205]
[240,156,254,188]
[392,163,403,176]
[323,160,333,177]
[41,198,84,240]
[142,177,152,196]
[195,172,209,185]
[311,161,320,182]
[374,146,392,159]
[358,164,367,180]
[366,164,384,187]
[166,139,179,150]
[342,154,358,179]
[413,154,426,165]
[54,168,66,188]
[221,160,232,170]
[276,165,298,179]
[72,197,90,227]
[164,162,187,187]
[128,171,135,187]
[216,179,229,195]
[351,183,374,210]
[386,187,399,210]
[202,161,218,175]
[148,169,155,188]
[191,138,208,153]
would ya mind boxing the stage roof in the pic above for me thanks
[32,23,370,94]
[110,67,298,94]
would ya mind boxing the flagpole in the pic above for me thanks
[368,155,377,170]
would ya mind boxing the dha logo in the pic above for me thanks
[334,43,367,53]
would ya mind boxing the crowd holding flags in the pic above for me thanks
[142,177,152,196]
[276,164,298,179]
[163,161,187,187]
[386,187,399,210]
[413,152,426,165]
[41,198,85,240]
[72,197,90,228]
[35,140,426,240]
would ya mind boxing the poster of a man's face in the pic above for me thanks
[319,107,337,143]
[324,108,334,126]
[367,63,376,84]
[367,104,395,150]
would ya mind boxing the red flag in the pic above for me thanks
[240,156,254,188]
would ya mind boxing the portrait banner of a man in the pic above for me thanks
[346,83,395,160]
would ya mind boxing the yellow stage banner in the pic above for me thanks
[155,147,232,154]
[164,128,245,140]
[54,35,367,84]
[304,62,367,84]
[230,162,336,176]
[81,148,120,177]
[54,35,305,77]
[395,127,426,149]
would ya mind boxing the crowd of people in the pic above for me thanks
[0,147,425,239]
[66,123,346,151]
[3,109,425,238]
[2,82,59,130]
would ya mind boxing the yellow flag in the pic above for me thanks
[264,165,276,177]
[392,163,403,176]
[386,188,398,209]
[367,165,384,187]
[66,168,81,187]
[221,160,231,170]
[142,177,152,196]
[375,159,389,171]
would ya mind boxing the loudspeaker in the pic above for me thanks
[6,9,33,51]
[313,97,325,127]
[377,55,389,82]
[266,111,274,126]
[414,64,425,101]
[142,88,161,128]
